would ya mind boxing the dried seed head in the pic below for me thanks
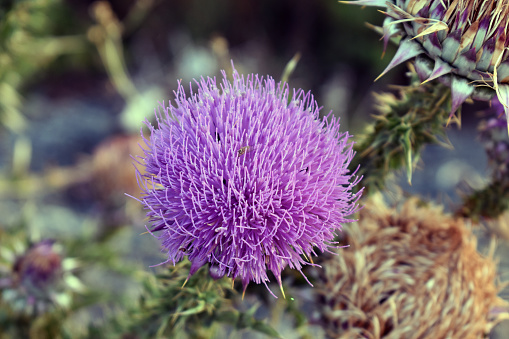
[316,196,508,338]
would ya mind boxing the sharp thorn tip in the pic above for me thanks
[279,285,286,299]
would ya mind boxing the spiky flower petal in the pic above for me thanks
[137,67,362,296]
[345,0,509,123]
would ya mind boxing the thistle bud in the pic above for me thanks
[0,238,82,316]
[13,240,63,290]
[344,0,509,129]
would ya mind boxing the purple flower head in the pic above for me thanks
[14,240,62,289]
[137,66,362,297]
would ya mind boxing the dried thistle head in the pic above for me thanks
[92,134,145,201]
[316,195,508,338]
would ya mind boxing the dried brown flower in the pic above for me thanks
[316,196,508,338]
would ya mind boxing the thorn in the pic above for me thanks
[374,72,385,82]
[140,231,150,235]
[446,115,452,127]
[279,284,286,299]
[242,288,246,300]
[181,277,189,289]
[231,278,235,290]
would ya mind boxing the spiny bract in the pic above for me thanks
[345,0,509,127]
[136,67,362,297]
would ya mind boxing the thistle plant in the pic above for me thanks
[1,239,64,315]
[0,232,84,338]
[5,0,509,336]
[108,260,281,338]
[344,0,509,129]
[136,67,362,298]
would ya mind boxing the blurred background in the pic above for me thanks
[0,0,504,337]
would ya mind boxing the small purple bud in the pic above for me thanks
[209,265,225,280]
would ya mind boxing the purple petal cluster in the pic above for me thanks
[137,67,362,296]
[479,99,509,181]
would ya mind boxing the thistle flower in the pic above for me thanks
[137,67,362,297]
[13,240,62,289]
[315,196,508,338]
[0,237,83,316]
[345,0,509,127]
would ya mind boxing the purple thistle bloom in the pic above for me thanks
[14,240,62,289]
[136,67,362,297]
[479,98,509,181]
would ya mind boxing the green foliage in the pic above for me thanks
[0,229,77,339]
[458,181,509,220]
[110,260,281,339]
[0,208,142,339]
[0,0,86,133]
[352,68,454,192]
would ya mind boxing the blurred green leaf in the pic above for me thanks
[251,321,282,338]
